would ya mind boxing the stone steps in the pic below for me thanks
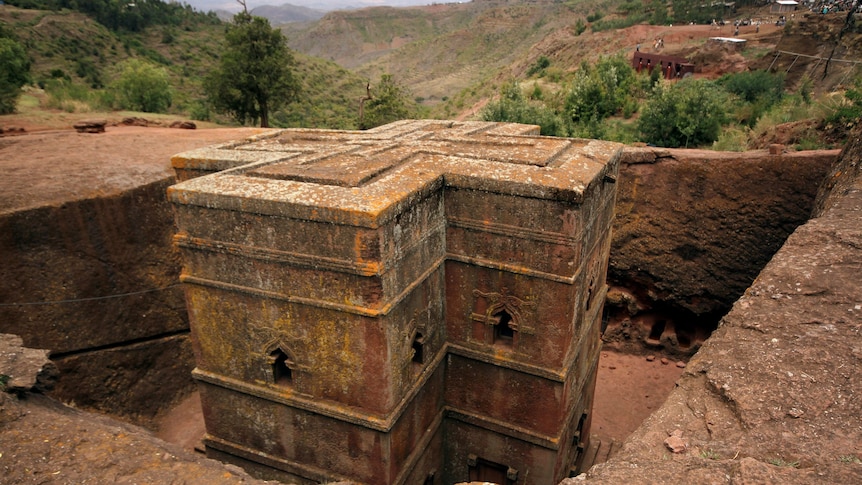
[577,435,621,474]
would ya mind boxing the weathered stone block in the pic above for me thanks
[170,120,621,484]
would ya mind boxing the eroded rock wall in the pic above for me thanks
[578,129,862,485]
[604,147,839,357]
[0,179,194,425]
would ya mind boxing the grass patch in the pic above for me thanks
[767,457,800,468]
[699,449,721,460]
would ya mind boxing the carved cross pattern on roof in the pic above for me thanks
[170,120,620,229]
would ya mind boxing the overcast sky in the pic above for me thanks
[183,0,435,13]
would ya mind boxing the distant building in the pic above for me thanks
[772,0,799,13]
[708,36,747,51]
[632,52,695,79]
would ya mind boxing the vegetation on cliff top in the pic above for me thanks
[1,0,860,148]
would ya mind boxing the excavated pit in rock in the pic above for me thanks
[0,126,842,482]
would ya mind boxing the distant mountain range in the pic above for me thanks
[252,3,325,23]
[212,3,324,23]
[197,0,433,18]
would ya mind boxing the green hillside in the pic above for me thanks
[0,3,368,128]
[281,0,642,114]
[3,0,859,145]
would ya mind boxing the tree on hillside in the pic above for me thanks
[565,55,636,126]
[205,4,299,128]
[111,59,172,113]
[638,78,729,148]
[359,74,416,130]
[0,37,30,114]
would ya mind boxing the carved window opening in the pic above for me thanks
[493,309,515,347]
[471,288,535,348]
[411,332,425,366]
[269,347,294,386]
[586,276,595,311]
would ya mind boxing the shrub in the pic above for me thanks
[712,126,750,151]
[110,59,172,113]
[530,82,543,100]
[43,78,98,113]
[188,99,211,121]
[638,78,730,148]
[565,55,636,124]
[602,118,639,144]
[719,70,785,126]
[798,75,813,103]
[826,77,862,126]
[527,55,551,77]
[574,18,586,36]
[482,80,569,137]
[586,11,603,23]
[719,70,785,104]
[650,0,669,25]
[0,37,30,114]
[360,74,416,130]
[570,113,606,139]
[49,68,69,80]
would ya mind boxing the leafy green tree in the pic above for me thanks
[638,78,730,148]
[670,0,724,24]
[0,38,30,114]
[649,0,669,25]
[111,59,172,112]
[719,70,784,104]
[565,55,636,125]
[718,70,785,127]
[359,74,416,130]
[205,10,299,127]
[481,80,568,137]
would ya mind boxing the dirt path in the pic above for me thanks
[592,350,685,444]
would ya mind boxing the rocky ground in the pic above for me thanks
[0,124,272,214]
[0,125,283,484]
[0,389,276,484]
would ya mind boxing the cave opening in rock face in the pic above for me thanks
[601,292,724,358]
[599,147,839,359]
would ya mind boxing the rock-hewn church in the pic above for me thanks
[169,120,621,484]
